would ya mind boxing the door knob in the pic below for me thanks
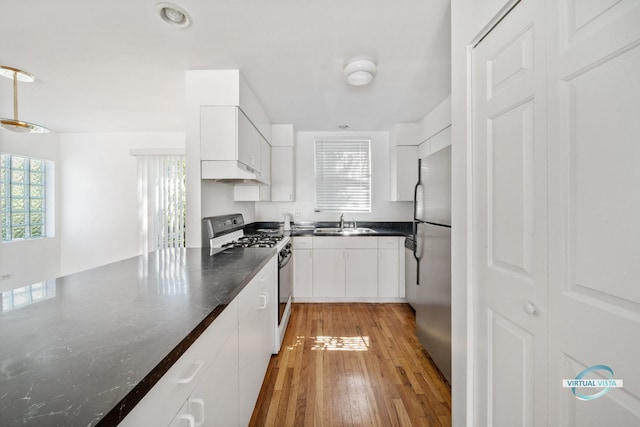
[523,301,537,315]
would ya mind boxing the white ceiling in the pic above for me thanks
[0,0,451,133]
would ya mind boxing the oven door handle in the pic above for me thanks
[279,252,292,269]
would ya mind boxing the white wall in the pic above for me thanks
[0,131,61,292]
[255,131,413,223]
[59,132,184,275]
[451,0,515,425]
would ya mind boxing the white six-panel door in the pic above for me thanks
[472,0,640,425]
[546,0,640,424]
[472,0,548,425]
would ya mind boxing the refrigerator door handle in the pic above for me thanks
[412,223,421,286]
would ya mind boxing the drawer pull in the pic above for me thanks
[258,293,268,309]
[178,414,195,427]
[177,360,204,384]
[188,398,205,426]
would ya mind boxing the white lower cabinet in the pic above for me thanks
[120,256,276,427]
[311,237,379,299]
[293,249,313,298]
[238,258,275,426]
[345,249,378,297]
[378,237,401,298]
[312,249,347,297]
[171,330,239,427]
[378,249,400,298]
[292,236,404,301]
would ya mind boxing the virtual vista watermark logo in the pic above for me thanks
[562,365,623,401]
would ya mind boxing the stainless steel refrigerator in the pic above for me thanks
[412,144,451,384]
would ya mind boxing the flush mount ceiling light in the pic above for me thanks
[343,58,377,86]
[0,66,49,134]
[156,2,192,29]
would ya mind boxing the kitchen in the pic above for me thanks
[1,0,639,426]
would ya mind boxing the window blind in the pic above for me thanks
[315,140,371,212]
[137,155,186,252]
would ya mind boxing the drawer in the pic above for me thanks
[378,236,400,249]
[313,236,378,249]
[292,236,313,249]
[120,298,239,426]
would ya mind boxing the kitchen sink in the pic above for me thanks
[313,227,377,235]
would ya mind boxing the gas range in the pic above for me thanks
[202,214,293,354]
[202,214,290,253]
[221,234,286,249]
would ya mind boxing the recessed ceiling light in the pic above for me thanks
[338,124,349,129]
[156,2,192,29]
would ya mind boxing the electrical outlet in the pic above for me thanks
[294,209,300,217]
[0,274,11,281]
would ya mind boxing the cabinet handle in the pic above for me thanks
[188,398,205,427]
[178,414,195,427]
[177,360,204,384]
[258,293,268,309]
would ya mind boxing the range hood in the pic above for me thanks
[201,160,262,182]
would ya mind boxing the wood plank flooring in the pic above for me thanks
[249,303,452,427]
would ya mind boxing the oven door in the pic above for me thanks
[278,249,293,325]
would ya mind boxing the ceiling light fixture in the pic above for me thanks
[156,2,192,29]
[0,66,49,134]
[344,58,377,86]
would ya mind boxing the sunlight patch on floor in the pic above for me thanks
[310,336,370,351]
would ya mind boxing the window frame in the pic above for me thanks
[314,138,372,213]
[1,153,51,242]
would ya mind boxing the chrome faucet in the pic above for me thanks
[339,213,344,230]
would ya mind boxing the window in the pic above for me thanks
[315,139,371,212]
[1,153,49,242]
[134,153,186,252]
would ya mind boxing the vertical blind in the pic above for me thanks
[137,155,186,252]
[315,140,371,212]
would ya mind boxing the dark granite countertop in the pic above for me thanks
[246,221,412,237]
[0,247,275,427]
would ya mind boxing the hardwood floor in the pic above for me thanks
[249,303,452,427]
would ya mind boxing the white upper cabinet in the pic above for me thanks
[389,123,419,202]
[270,124,296,202]
[186,70,272,181]
[233,137,272,201]
[271,147,295,201]
[390,145,418,201]
[201,106,263,175]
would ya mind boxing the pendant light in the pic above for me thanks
[0,65,50,134]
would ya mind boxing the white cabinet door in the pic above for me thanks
[259,138,271,186]
[390,145,418,201]
[293,249,312,298]
[187,330,239,427]
[237,108,261,173]
[472,0,548,425]
[312,249,346,297]
[200,106,236,161]
[232,136,271,201]
[378,248,400,298]
[271,146,295,201]
[345,249,378,297]
[238,258,276,426]
[168,401,192,427]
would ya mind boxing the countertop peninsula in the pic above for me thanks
[0,247,275,427]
